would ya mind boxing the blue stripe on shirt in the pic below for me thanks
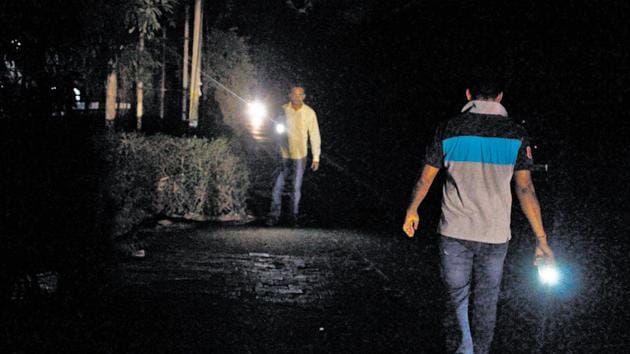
[443,136,521,165]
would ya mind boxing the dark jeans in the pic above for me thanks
[269,158,306,219]
[439,235,509,354]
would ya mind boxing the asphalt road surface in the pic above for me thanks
[107,224,445,353]
[4,221,628,353]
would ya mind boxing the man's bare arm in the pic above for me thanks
[514,170,554,261]
[407,165,440,212]
[403,165,440,237]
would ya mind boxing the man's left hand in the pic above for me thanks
[311,161,319,171]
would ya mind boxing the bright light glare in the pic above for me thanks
[275,123,286,134]
[247,101,267,128]
[538,264,560,286]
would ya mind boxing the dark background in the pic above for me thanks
[1,0,629,351]
[226,0,629,231]
[2,0,627,221]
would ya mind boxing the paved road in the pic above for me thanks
[108,224,445,353]
[6,222,627,353]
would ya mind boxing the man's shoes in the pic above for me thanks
[265,216,279,226]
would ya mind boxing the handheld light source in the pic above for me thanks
[536,257,560,286]
[275,123,286,134]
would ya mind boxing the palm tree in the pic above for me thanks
[105,0,178,129]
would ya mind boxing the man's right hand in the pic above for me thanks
[403,211,420,238]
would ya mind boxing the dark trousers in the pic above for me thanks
[439,235,509,354]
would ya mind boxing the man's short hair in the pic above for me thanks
[467,70,505,100]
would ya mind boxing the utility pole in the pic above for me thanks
[188,0,203,128]
[181,4,190,122]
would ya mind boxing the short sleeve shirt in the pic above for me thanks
[424,111,534,243]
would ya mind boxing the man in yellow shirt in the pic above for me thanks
[267,86,321,226]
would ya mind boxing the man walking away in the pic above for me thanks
[402,74,554,354]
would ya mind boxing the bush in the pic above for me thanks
[103,132,250,237]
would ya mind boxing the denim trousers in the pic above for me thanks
[269,158,306,218]
[439,235,509,354]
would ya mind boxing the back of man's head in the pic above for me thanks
[467,70,505,100]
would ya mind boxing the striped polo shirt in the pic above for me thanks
[424,100,533,244]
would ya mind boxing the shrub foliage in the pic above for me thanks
[103,132,250,237]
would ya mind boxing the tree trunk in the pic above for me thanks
[188,0,203,128]
[159,26,167,120]
[105,62,118,125]
[181,4,190,122]
[136,33,145,130]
